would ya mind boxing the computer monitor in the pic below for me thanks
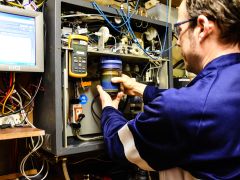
[0,5,44,72]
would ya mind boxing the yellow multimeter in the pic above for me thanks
[68,34,88,78]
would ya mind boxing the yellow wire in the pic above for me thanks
[7,2,24,8]
[6,0,46,9]
[0,101,14,113]
[2,73,15,115]
[37,0,46,8]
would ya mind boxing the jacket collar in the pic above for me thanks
[189,53,240,85]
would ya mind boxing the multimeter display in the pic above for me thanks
[68,35,88,78]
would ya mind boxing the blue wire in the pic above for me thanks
[92,0,172,60]
[162,44,176,53]
[92,2,121,33]
[120,9,162,60]
[91,1,139,30]
[120,9,169,60]
[112,0,140,28]
[121,10,153,57]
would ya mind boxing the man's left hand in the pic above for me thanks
[97,85,124,109]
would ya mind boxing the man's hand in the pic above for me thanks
[97,85,124,109]
[111,74,147,97]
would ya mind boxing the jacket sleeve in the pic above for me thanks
[143,85,166,104]
[101,106,129,162]
[101,86,199,171]
[100,85,163,163]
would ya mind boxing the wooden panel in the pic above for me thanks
[0,127,45,140]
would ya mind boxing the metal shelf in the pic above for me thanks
[87,50,170,63]
[61,0,171,27]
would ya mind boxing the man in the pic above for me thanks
[97,0,240,179]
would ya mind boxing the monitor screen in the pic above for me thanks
[0,5,44,72]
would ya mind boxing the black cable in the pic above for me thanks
[91,111,100,125]
[119,95,129,113]
[0,72,13,93]
[129,1,136,8]
[91,94,101,120]
[173,33,178,40]
[173,59,184,69]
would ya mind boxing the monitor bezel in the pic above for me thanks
[0,5,44,72]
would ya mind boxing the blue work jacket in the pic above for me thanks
[101,53,240,180]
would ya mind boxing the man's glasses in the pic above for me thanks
[174,17,197,38]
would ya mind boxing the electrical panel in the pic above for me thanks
[36,0,173,156]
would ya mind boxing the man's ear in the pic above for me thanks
[196,15,214,42]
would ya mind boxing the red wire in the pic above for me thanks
[0,72,13,103]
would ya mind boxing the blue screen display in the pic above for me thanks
[0,11,36,66]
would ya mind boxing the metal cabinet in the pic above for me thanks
[36,0,173,156]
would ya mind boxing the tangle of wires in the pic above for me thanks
[20,135,49,180]
[0,72,48,179]
[0,73,43,123]
[91,0,174,60]
[0,72,16,116]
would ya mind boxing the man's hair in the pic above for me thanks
[185,0,240,46]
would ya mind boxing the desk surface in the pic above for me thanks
[0,126,45,140]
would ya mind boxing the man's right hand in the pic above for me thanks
[111,74,147,97]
